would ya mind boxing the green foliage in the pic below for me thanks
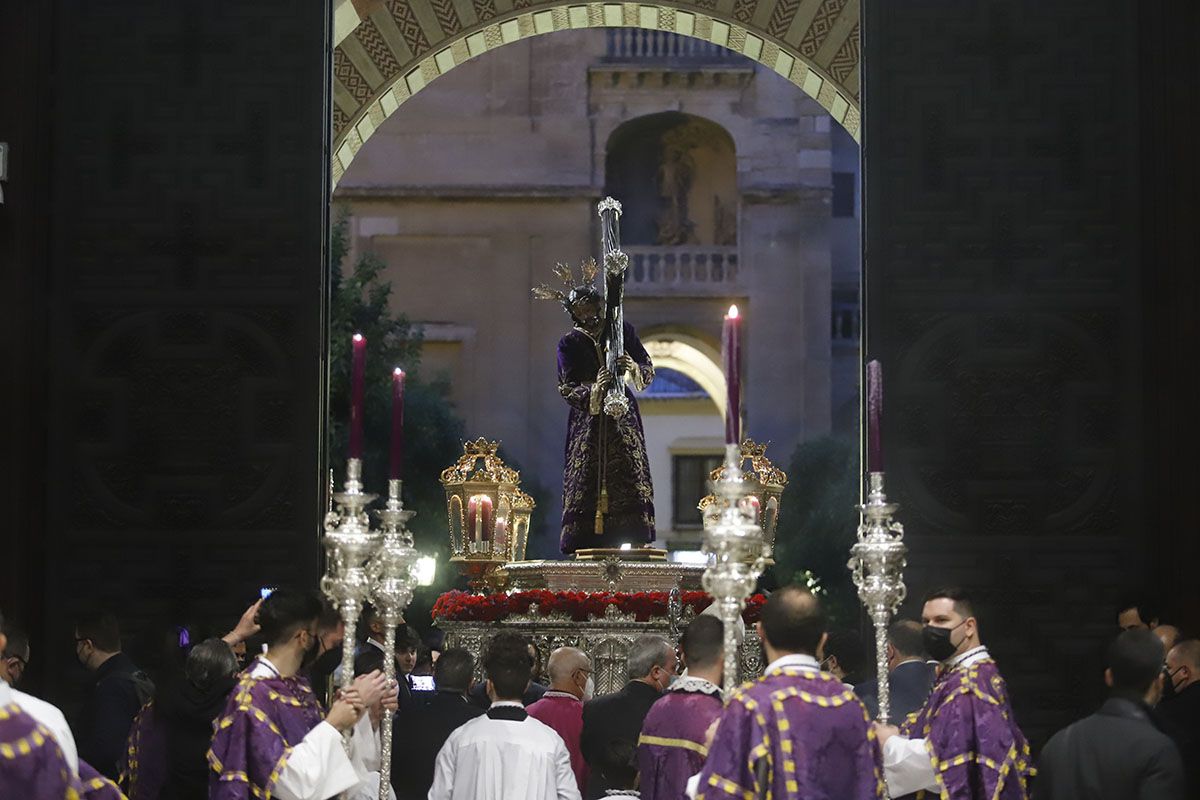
[771,435,861,625]
[328,208,465,602]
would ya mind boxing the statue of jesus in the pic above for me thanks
[534,252,656,553]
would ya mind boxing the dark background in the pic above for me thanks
[1,0,1197,748]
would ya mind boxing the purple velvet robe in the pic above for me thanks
[0,700,78,799]
[207,673,324,800]
[79,758,130,799]
[557,321,656,552]
[899,658,1033,800]
[696,666,884,800]
[637,685,723,800]
[120,701,166,800]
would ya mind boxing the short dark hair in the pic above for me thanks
[185,638,240,690]
[256,589,323,647]
[435,648,476,692]
[682,615,724,668]
[824,629,867,675]
[397,625,420,652]
[76,611,122,652]
[923,587,976,620]
[597,739,638,790]
[888,620,927,660]
[1108,629,1164,695]
[316,599,342,634]
[759,586,825,655]
[484,632,532,700]
[2,627,30,661]
[1117,593,1160,625]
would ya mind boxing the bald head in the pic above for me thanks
[759,586,825,655]
[1154,625,1181,652]
[1167,639,1200,693]
[546,647,592,698]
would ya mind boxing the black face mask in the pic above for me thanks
[923,620,968,663]
[1162,666,1182,700]
[299,635,321,671]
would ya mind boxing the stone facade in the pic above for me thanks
[335,28,859,553]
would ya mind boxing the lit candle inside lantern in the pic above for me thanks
[390,367,406,480]
[866,359,883,473]
[349,333,366,460]
[467,495,494,546]
[723,305,742,445]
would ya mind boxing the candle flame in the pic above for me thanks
[727,304,739,319]
[393,367,404,377]
[352,332,364,342]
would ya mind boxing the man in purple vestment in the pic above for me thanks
[536,261,656,552]
[692,586,884,800]
[528,646,594,792]
[0,687,79,798]
[876,587,1033,800]
[638,614,725,800]
[207,589,393,800]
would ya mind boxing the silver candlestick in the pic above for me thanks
[702,443,767,697]
[320,457,382,741]
[847,471,907,724]
[371,478,421,800]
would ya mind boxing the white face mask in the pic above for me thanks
[583,675,595,701]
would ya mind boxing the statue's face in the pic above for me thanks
[570,296,604,337]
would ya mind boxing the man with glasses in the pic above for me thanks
[528,646,595,794]
[0,624,29,686]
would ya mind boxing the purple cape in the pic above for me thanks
[900,658,1033,800]
[207,672,324,800]
[696,666,884,799]
[557,322,656,552]
[120,701,166,800]
[637,687,723,800]
[0,700,78,799]
[79,758,130,799]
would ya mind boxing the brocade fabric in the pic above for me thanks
[557,321,656,552]
[900,658,1033,800]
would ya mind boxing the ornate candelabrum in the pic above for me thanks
[371,478,421,800]
[847,471,908,724]
[699,439,788,563]
[320,458,382,737]
[702,443,768,697]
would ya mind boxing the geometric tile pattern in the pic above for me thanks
[331,0,862,184]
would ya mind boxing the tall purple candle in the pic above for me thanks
[723,305,742,444]
[390,367,405,479]
[349,333,366,460]
[866,359,883,473]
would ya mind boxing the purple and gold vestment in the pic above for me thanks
[0,700,79,799]
[79,758,129,799]
[120,701,165,800]
[637,680,723,800]
[899,658,1033,800]
[696,666,884,800]
[557,321,656,552]
[207,671,324,800]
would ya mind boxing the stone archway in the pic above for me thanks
[331,0,860,185]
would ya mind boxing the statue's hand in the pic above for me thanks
[596,367,614,392]
[617,354,636,375]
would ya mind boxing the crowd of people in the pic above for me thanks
[1,586,1197,799]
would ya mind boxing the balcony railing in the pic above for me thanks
[624,246,740,296]
[604,29,740,63]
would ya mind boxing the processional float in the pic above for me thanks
[321,339,427,800]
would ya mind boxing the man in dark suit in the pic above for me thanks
[855,619,936,722]
[581,635,676,800]
[1159,638,1200,795]
[1034,628,1185,799]
[354,608,420,710]
[391,647,484,800]
[468,639,548,708]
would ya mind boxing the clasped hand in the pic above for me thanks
[326,670,399,732]
[596,355,636,392]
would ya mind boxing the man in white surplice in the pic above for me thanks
[429,631,580,800]
[208,589,397,800]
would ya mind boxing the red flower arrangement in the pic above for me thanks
[432,589,767,624]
